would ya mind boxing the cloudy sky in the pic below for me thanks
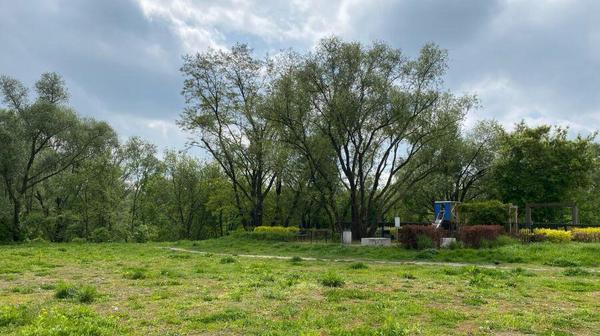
[1,0,599,152]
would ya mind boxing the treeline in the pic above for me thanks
[1,37,599,242]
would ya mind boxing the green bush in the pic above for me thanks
[320,272,345,287]
[220,256,237,264]
[123,268,147,280]
[90,227,111,243]
[54,282,77,299]
[349,262,368,270]
[131,225,150,243]
[459,200,507,225]
[416,235,434,250]
[254,226,299,233]
[76,285,98,304]
[70,237,87,243]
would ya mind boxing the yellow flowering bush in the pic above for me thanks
[572,227,600,242]
[254,226,300,234]
[532,228,572,243]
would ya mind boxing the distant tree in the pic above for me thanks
[492,123,597,220]
[118,136,160,239]
[0,73,116,241]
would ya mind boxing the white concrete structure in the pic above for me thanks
[440,237,457,248]
[361,237,391,246]
[342,230,353,244]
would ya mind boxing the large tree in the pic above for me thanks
[492,123,597,223]
[271,38,472,238]
[0,73,115,241]
[179,45,280,229]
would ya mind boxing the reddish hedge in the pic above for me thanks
[458,225,504,248]
[399,225,445,249]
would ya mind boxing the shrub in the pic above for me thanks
[533,228,572,243]
[30,237,49,244]
[459,200,507,225]
[70,237,87,243]
[76,285,98,304]
[572,227,600,242]
[123,268,147,280]
[399,225,445,249]
[289,256,303,263]
[349,262,368,270]
[220,256,237,264]
[563,267,591,276]
[254,226,299,234]
[416,235,434,249]
[518,229,547,243]
[320,272,344,287]
[131,225,150,243]
[458,225,504,248]
[54,283,77,299]
[90,227,111,243]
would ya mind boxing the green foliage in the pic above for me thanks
[289,256,303,263]
[254,226,299,233]
[349,262,368,270]
[76,285,98,304]
[20,306,121,336]
[123,268,147,280]
[492,124,597,224]
[416,235,435,250]
[90,227,112,243]
[54,282,77,299]
[0,305,31,327]
[320,272,345,287]
[219,256,237,264]
[459,200,508,225]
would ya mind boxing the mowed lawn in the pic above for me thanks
[0,241,599,335]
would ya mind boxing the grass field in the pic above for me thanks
[1,239,599,335]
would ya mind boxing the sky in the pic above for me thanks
[1,0,599,153]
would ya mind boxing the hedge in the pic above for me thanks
[399,225,445,249]
[458,200,507,225]
[254,226,300,234]
[572,227,600,242]
[458,225,504,248]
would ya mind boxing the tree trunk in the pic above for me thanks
[12,200,22,241]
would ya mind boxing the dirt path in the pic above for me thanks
[163,247,598,273]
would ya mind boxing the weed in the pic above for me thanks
[76,285,98,303]
[563,267,591,276]
[289,256,303,263]
[320,272,345,287]
[123,268,147,280]
[220,256,236,264]
[349,262,368,270]
[54,282,77,299]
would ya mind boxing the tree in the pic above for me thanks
[118,136,160,239]
[271,38,472,238]
[0,73,116,241]
[179,45,280,229]
[492,123,597,222]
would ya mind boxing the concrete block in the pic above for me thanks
[360,237,391,246]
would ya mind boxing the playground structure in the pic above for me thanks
[433,201,460,232]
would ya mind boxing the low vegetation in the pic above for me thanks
[0,241,598,335]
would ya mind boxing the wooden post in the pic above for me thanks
[525,205,532,231]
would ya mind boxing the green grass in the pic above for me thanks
[182,234,600,267]
[0,240,598,335]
